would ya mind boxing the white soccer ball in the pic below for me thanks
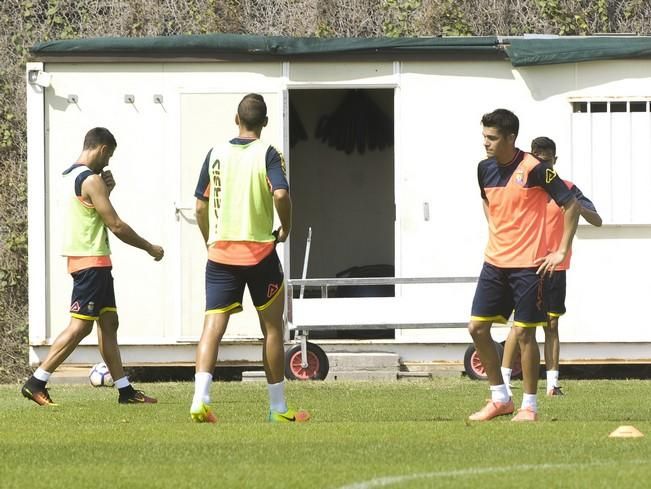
[89,362,114,387]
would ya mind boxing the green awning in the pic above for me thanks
[30,34,500,60]
[30,34,651,66]
[505,36,651,66]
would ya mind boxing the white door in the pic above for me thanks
[177,91,285,340]
[44,64,174,344]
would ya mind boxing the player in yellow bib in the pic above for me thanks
[21,128,164,406]
[190,94,309,423]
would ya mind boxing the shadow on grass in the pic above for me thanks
[127,364,651,382]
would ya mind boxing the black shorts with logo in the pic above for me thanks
[205,249,284,315]
[546,270,567,318]
[70,266,117,320]
[470,262,547,328]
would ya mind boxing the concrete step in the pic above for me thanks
[241,370,267,382]
[327,352,400,371]
[326,370,397,381]
[401,362,464,378]
[48,366,92,385]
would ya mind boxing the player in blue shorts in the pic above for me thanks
[501,137,602,397]
[21,127,164,406]
[468,110,580,422]
[190,94,309,423]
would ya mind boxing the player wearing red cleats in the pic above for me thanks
[512,406,538,422]
[21,380,57,406]
[190,402,217,423]
[118,387,157,404]
[268,407,311,423]
[468,399,514,421]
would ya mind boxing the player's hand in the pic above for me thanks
[101,170,116,193]
[273,227,289,243]
[534,250,566,276]
[148,244,164,261]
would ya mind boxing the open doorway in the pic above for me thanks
[288,88,395,338]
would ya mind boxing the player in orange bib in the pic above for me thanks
[500,137,602,397]
[468,110,580,422]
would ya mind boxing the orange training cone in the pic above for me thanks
[608,425,644,438]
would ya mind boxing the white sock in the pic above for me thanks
[489,384,510,403]
[191,372,213,410]
[546,370,559,390]
[522,393,537,412]
[114,376,130,389]
[34,368,51,383]
[268,381,288,413]
[501,367,513,397]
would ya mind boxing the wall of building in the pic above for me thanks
[29,57,651,364]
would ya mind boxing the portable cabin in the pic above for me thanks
[27,35,651,376]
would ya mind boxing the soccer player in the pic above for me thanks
[468,109,580,422]
[21,127,164,406]
[501,137,602,397]
[190,93,309,423]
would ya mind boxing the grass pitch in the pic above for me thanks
[1,378,650,489]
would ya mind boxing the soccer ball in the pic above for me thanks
[89,362,114,387]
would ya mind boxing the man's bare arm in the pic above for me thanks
[84,174,164,260]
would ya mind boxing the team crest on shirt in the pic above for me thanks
[514,171,525,185]
[546,168,557,183]
[70,301,81,312]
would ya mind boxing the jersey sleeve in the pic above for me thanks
[266,146,289,191]
[194,149,212,201]
[75,169,96,197]
[477,163,487,200]
[529,162,573,207]
[571,184,597,212]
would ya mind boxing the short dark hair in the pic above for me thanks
[83,127,117,150]
[237,93,267,129]
[481,109,519,138]
[531,136,556,155]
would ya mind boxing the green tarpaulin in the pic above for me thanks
[505,36,651,66]
[30,34,651,66]
[30,34,500,59]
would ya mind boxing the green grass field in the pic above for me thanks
[1,378,650,489]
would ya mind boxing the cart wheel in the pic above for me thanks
[463,341,504,380]
[285,343,329,381]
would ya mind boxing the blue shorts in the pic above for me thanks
[471,262,547,328]
[546,270,566,318]
[205,249,284,315]
[70,267,117,320]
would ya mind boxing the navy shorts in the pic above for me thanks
[546,270,566,318]
[70,266,117,320]
[471,262,547,328]
[205,249,284,315]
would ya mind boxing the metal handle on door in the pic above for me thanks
[423,202,430,221]
[174,202,194,220]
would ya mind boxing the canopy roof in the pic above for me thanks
[30,34,651,66]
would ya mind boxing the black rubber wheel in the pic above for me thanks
[284,342,329,381]
[464,341,504,380]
